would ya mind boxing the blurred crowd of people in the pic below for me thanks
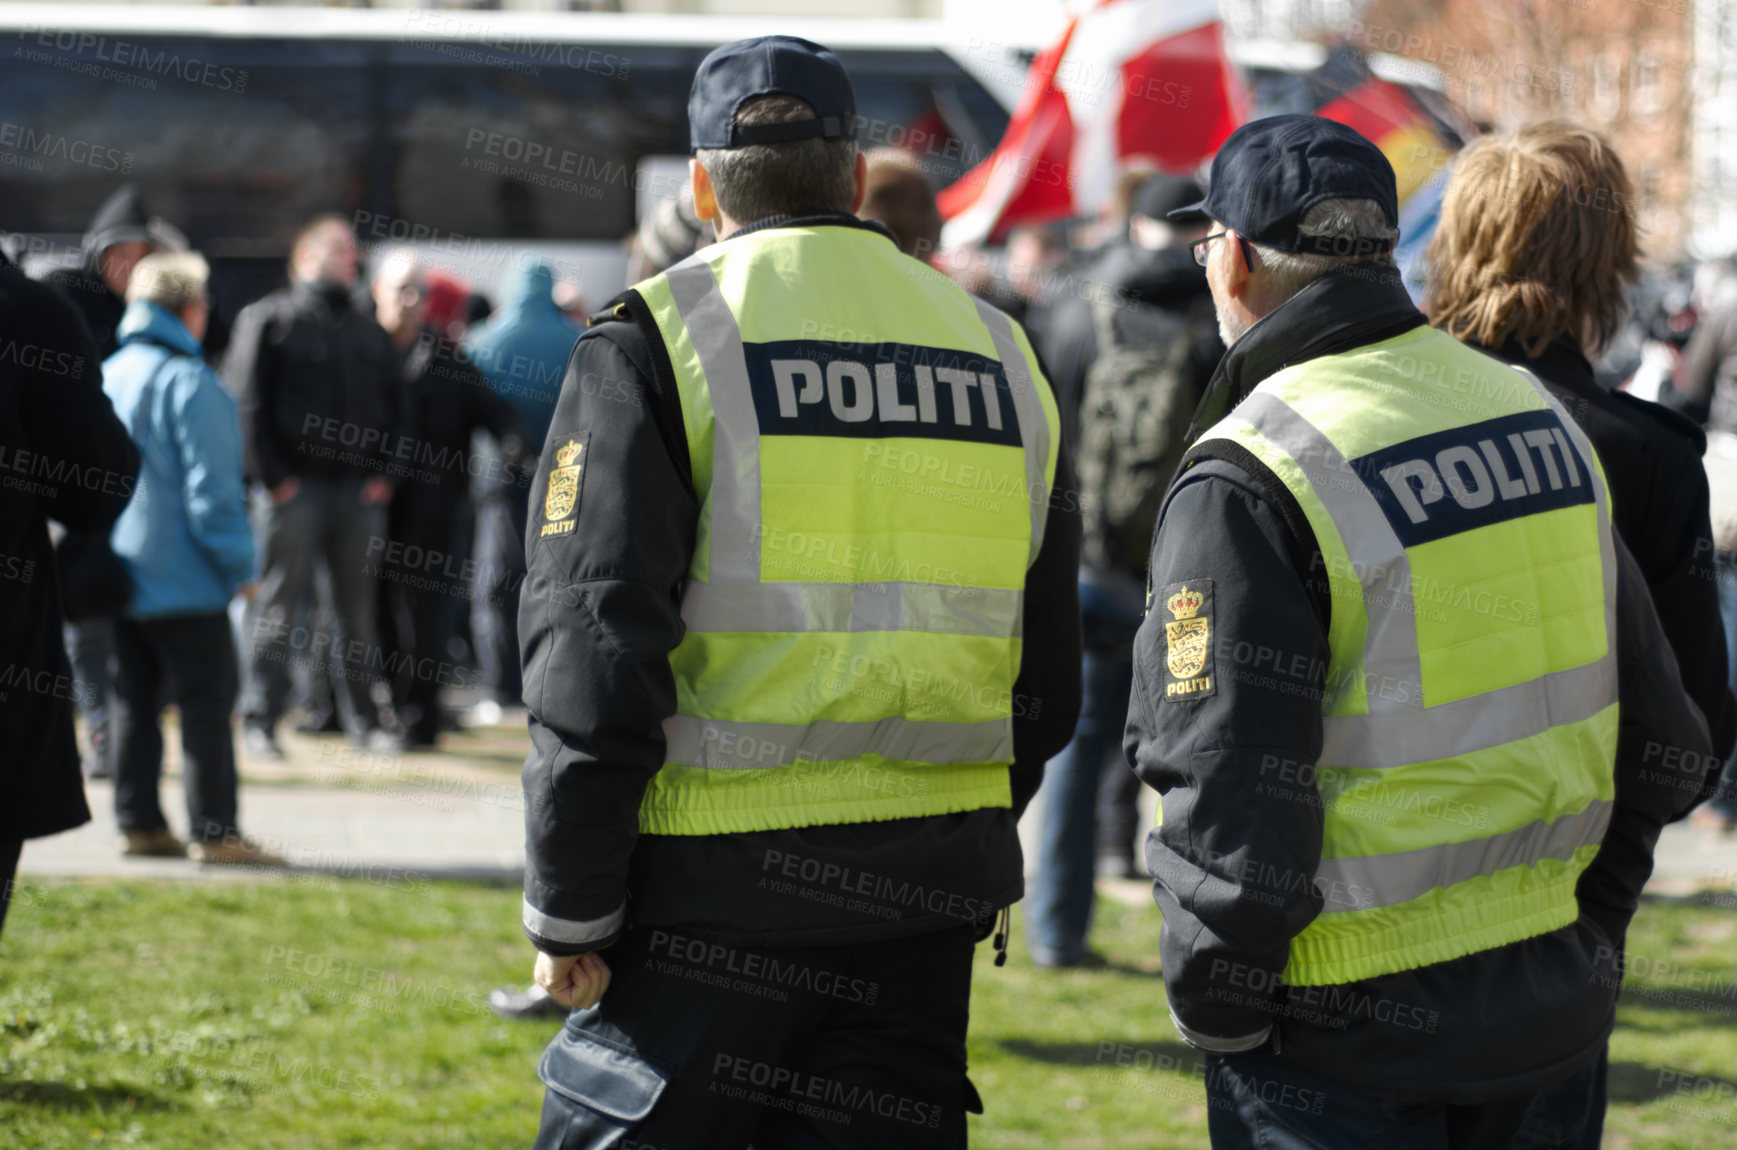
[10,123,1737,914]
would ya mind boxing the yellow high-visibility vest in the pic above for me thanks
[1188,324,1618,985]
[631,223,1062,836]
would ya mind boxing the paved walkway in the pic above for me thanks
[20,723,527,883]
[20,723,1737,896]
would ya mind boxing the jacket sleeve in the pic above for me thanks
[222,301,287,489]
[1577,535,1715,947]
[22,289,138,533]
[1033,297,1094,450]
[1645,447,1736,770]
[519,326,697,956]
[1125,460,1329,1052]
[172,365,256,593]
[1010,439,1083,817]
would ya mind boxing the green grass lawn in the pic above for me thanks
[2,878,1734,1148]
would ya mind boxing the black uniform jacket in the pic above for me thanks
[1480,335,1735,773]
[1127,265,1715,1103]
[390,331,526,513]
[222,281,401,489]
[0,251,140,840]
[519,213,1083,957]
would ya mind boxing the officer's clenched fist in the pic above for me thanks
[535,951,612,1010]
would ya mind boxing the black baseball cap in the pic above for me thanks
[1169,115,1399,257]
[689,36,857,152]
[1130,174,1204,223]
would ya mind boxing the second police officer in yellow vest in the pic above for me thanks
[1128,115,1715,1146]
[518,37,1082,1149]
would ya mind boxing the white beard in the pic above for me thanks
[1217,308,1250,350]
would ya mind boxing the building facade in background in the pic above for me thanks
[1233,0,1737,262]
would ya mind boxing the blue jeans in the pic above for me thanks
[1026,579,1143,964]
[1205,1046,1537,1150]
[63,617,115,742]
[470,494,527,706]
[1711,554,1737,816]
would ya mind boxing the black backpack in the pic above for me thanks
[1077,295,1214,576]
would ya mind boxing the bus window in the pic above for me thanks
[4,36,370,253]
[384,45,693,243]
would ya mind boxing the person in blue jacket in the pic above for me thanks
[460,261,578,722]
[103,253,280,866]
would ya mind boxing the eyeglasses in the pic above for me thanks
[1190,232,1228,267]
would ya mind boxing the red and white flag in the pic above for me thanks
[939,0,1245,248]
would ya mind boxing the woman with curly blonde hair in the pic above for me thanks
[1429,119,1735,1149]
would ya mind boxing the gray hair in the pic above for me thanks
[126,251,209,311]
[1249,198,1399,298]
[695,94,857,225]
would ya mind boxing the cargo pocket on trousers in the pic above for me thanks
[537,1027,669,1150]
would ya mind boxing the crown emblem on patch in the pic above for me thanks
[1166,586,1204,620]
[555,440,584,468]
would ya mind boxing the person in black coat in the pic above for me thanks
[39,183,157,359]
[1025,177,1222,961]
[223,215,401,756]
[1427,119,1736,1149]
[0,248,140,933]
[37,183,161,778]
[369,252,526,748]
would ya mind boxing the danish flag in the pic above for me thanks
[939,0,1246,248]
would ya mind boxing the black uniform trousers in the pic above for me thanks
[380,497,460,745]
[534,923,982,1150]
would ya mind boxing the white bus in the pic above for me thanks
[0,4,1024,329]
[0,6,1457,335]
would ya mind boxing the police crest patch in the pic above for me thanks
[539,435,587,538]
[1161,579,1215,702]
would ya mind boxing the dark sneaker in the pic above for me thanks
[488,984,568,1021]
[243,726,286,761]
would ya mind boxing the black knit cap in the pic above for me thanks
[1169,114,1399,257]
[689,36,857,152]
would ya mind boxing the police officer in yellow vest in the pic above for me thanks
[518,37,1081,1148]
[1126,115,1714,1147]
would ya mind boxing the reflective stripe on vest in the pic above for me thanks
[1313,800,1614,912]
[1190,326,1618,984]
[662,258,1050,637]
[1224,385,1618,770]
[636,227,1061,835]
